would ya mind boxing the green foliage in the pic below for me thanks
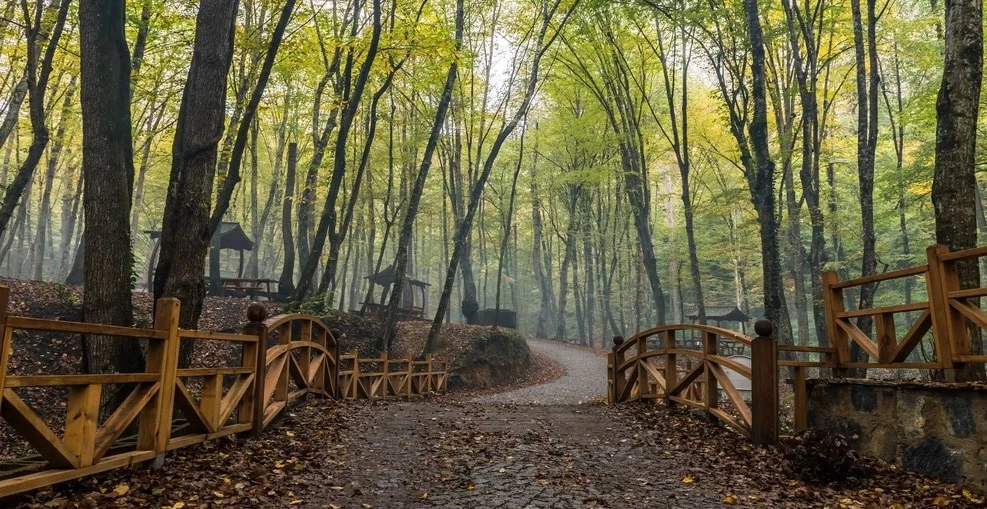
[0,0,972,345]
[285,292,334,315]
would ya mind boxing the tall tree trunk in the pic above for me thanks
[556,212,575,342]
[0,75,27,152]
[296,0,383,300]
[244,118,260,278]
[425,0,578,353]
[58,165,83,280]
[32,75,76,281]
[154,0,239,345]
[130,100,167,241]
[781,0,829,346]
[78,0,140,407]
[251,99,289,280]
[744,0,792,342]
[210,0,296,232]
[494,126,525,329]
[563,20,667,325]
[850,0,881,363]
[664,175,681,323]
[320,37,409,298]
[581,209,596,347]
[380,0,461,353]
[933,0,984,381]
[278,142,298,298]
[530,138,555,338]
[883,41,914,303]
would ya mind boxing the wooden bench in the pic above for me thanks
[221,278,276,300]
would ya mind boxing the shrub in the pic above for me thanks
[782,428,860,483]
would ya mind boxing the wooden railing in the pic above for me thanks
[823,244,987,371]
[338,350,447,399]
[0,288,445,499]
[610,244,987,443]
[252,310,339,431]
[608,321,778,445]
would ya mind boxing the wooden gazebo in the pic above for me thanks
[686,306,754,354]
[687,306,753,331]
[145,222,255,292]
[360,264,429,319]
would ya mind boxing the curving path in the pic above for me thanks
[474,339,608,405]
[308,339,727,508]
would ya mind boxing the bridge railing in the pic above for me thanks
[821,244,987,373]
[611,244,987,442]
[608,321,779,444]
[250,310,340,432]
[0,287,444,499]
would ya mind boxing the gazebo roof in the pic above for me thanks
[146,221,254,251]
[687,306,753,323]
[366,264,429,287]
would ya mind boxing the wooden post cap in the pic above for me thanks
[247,303,268,323]
[613,335,624,346]
[754,319,773,338]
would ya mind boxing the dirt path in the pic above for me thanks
[475,339,607,405]
[312,340,725,508]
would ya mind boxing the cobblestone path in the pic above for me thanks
[312,340,727,508]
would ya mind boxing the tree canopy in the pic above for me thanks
[0,0,979,357]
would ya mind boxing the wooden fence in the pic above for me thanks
[609,243,987,443]
[608,321,778,445]
[0,288,446,499]
[338,350,447,399]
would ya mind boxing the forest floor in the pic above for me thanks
[0,279,984,508]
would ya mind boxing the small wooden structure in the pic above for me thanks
[607,319,778,445]
[687,306,753,354]
[688,306,753,331]
[145,222,272,297]
[360,265,429,319]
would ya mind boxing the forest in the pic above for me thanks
[0,0,980,354]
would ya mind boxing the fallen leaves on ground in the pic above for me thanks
[8,399,355,509]
[612,403,986,508]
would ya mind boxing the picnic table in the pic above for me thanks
[220,277,277,300]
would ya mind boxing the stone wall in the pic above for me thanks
[806,379,987,489]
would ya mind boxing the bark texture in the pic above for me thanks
[933,0,984,381]
[154,0,239,338]
[744,0,792,342]
[78,0,140,381]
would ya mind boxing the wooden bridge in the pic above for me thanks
[608,243,987,443]
[0,291,446,499]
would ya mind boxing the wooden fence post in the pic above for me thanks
[702,330,719,416]
[138,297,180,467]
[637,334,649,400]
[380,351,389,398]
[329,329,342,399]
[926,245,956,376]
[351,349,361,399]
[821,271,849,376]
[0,285,10,417]
[242,303,268,436]
[751,319,778,446]
[425,353,434,393]
[664,330,676,405]
[611,336,624,404]
[607,351,614,404]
